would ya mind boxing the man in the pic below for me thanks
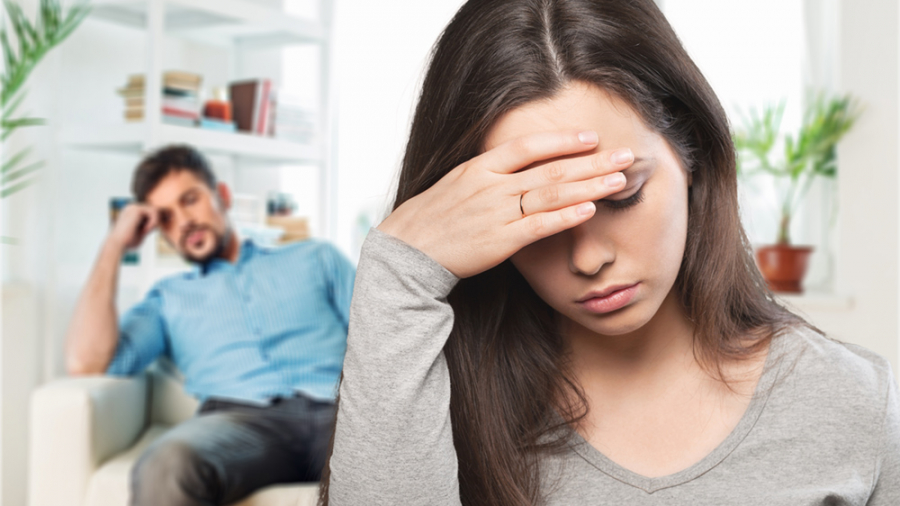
[65,145,355,506]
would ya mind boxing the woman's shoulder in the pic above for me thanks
[782,325,894,387]
[769,324,895,422]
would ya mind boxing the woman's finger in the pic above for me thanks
[518,172,626,219]
[473,129,599,174]
[513,147,634,193]
[508,201,598,244]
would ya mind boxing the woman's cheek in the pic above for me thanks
[649,190,690,285]
[511,238,570,301]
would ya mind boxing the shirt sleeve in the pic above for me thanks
[318,241,356,331]
[106,283,169,376]
[327,227,462,506]
[868,366,900,505]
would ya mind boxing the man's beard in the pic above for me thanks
[179,225,231,265]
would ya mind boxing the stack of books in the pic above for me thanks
[272,93,317,144]
[117,71,203,126]
[266,215,310,244]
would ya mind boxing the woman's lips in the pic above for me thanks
[578,283,640,314]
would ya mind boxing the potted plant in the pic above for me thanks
[1,0,90,244]
[733,92,861,293]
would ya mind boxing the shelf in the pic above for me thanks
[90,0,325,48]
[62,122,323,164]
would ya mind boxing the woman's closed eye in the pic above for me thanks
[598,187,645,212]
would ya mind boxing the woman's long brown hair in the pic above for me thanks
[320,1,817,504]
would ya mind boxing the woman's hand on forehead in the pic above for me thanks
[376,129,634,278]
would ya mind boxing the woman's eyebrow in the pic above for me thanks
[621,157,655,177]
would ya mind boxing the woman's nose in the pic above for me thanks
[568,222,615,276]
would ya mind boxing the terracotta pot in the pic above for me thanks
[754,244,814,294]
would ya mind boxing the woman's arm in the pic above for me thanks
[867,368,900,505]
[327,228,461,505]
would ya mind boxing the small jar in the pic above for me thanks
[203,87,232,121]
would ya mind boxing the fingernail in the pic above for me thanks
[577,202,596,216]
[603,173,626,187]
[578,131,598,144]
[611,148,633,164]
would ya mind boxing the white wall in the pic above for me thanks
[664,0,900,376]
[800,0,900,373]
[330,0,467,259]
[664,0,838,291]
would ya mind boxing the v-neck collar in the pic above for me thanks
[564,330,793,494]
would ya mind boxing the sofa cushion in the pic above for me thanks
[83,424,319,506]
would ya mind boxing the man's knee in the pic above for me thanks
[131,440,219,505]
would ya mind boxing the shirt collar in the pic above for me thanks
[194,237,264,277]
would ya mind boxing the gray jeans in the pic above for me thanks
[130,392,336,506]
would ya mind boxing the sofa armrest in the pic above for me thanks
[148,358,199,426]
[28,374,149,506]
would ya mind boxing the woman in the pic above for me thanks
[322,0,899,504]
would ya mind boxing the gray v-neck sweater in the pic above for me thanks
[328,228,900,505]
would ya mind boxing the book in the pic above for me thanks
[162,103,200,117]
[162,107,200,119]
[117,87,145,99]
[266,215,310,244]
[124,109,144,120]
[163,87,198,97]
[163,82,201,93]
[164,70,202,83]
[127,71,202,87]
[272,94,317,144]
[200,118,237,132]
[229,80,257,132]
[255,80,272,135]
[162,114,197,127]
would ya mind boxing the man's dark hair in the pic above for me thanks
[132,145,217,202]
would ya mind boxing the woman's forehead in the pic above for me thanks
[484,81,658,152]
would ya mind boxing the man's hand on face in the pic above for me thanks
[108,203,160,252]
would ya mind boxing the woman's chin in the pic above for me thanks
[566,302,654,337]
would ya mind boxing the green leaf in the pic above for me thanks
[0,0,92,106]
[2,116,44,129]
[1,117,45,140]
[2,89,27,120]
[735,90,862,232]
[9,2,34,62]
[0,31,16,91]
[1,177,37,198]
[2,146,32,173]
[1,159,43,184]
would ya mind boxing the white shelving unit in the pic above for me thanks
[60,0,336,297]
[62,122,324,164]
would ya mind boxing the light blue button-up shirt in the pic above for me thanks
[106,237,355,404]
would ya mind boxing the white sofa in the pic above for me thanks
[28,360,320,506]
